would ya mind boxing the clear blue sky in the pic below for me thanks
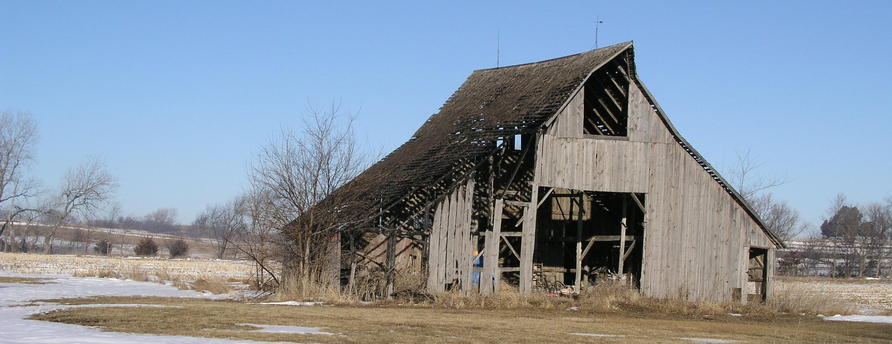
[1,1,890,232]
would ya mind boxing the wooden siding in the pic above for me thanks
[549,87,584,138]
[427,178,476,293]
[535,82,776,302]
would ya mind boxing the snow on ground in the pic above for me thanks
[0,252,255,281]
[237,324,334,335]
[677,338,740,343]
[0,271,292,344]
[824,315,892,324]
[568,333,624,338]
[252,301,322,306]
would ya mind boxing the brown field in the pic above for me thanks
[29,296,892,343]
[4,254,891,343]
[776,276,892,315]
[0,276,50,284]
[0,252,254,281]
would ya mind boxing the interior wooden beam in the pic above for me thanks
[579,235,598,261]
[618,198,627,276]
[500,234,521,260]
[622,239,638,262]
[574,234,639,242]
[605,70,627,97]
[593,76,624,112]
[611,59,632,82]
[584,116,607,136]
[631,193,646,214]
[592,103,619,134]
[597,93,624,123]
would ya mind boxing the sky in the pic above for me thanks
[1,1,890,232]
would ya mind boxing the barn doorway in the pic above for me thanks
[532,189,645,293]
[747,247,768,302]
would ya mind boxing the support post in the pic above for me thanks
[618,197,627,279]
[385,231,396,298]
[519,190,538,293]
[348,233,357,294]
[574,193,583,290]
[482,199,503,295]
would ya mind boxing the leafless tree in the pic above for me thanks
[862,201,891,277]
[193,199,245,259]
[726,150,806,242]
[747,193,809,242]
[817,194,891,277]
[0,111,40,249]
[42,158,116,253]
[726,150,786,201]
[229,189,286,289]
[249,106,369,292]
[142,208,179,233]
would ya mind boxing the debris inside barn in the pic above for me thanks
[326,42,782,303]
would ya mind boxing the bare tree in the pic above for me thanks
[142,208,179,233]
[0,111,40,249]
[249,106,369,292]
[229,189,286,289]
[747,193,809,242]
[726,150,805,242]
[42,159,116,254]
[862,201,891,278]
[193,199,244,259]
[726,150,786,201]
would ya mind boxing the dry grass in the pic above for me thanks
[28,296,892,343]
[391,281,856,321]
[0,252,254,280]
[0,276,51,284]
[0,252,249,294]
[775,276,892,315]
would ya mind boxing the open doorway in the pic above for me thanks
[532,189,645,293]
[747,247,768,302]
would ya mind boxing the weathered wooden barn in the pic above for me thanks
[337,42,782,303]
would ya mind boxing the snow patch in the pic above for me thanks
[239,323,334,335]
[824,314,892,324]
[253,301,323,306]
[678,338,741,343]
[0,271,284,344]
[569,333,624,338]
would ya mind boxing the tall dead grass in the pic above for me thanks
[398,281,856,318]
[768,281,855,315]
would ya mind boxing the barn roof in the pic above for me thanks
[346,42,633,210]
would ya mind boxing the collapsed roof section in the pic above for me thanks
[344,42,633,225]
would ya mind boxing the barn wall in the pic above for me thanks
[535,82,776,302]
[426,178,476,293]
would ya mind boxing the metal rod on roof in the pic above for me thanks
[595,17,603,48]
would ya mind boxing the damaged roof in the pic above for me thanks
[345,42,633,213]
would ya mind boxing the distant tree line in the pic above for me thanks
[779,195,891,278]
[88,207,183,234]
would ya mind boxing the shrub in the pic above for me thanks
[93,240,111,255]
[133,237,159,256]
[166,239,189,258]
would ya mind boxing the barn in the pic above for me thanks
[335,42,782,303]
